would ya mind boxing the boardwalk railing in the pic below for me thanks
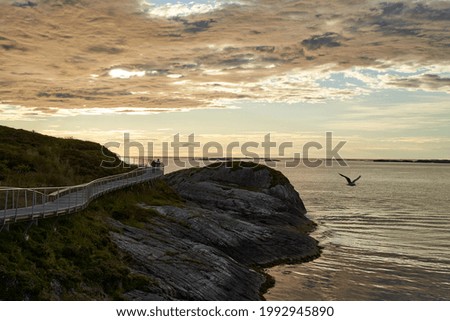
[0,167,164,229]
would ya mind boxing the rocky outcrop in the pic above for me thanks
[111,162,320,300]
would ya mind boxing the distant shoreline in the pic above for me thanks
[373,159,450,164]
[122,157,450,166]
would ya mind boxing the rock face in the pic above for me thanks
[111,162,320,300]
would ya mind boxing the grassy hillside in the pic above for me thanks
[0,125,183,300]
[0,125,126,187]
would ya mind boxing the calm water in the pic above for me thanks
[265,161,450,300]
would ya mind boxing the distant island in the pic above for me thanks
[198,157,281,162]
[373,159,450,164]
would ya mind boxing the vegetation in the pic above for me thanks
[100,180,185,228]
[207,161,290,187]
[0,125,184,300]
[0,125,127,187]
[0,180,184,300]
[0,207,145,300]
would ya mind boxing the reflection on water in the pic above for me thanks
[265,161,450,300]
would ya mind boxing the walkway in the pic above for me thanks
[0,167,164,229]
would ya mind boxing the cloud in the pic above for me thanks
[174,17,217,33]
[407,3,450,20]
[88,45,124,54]
[142,0,243,18]
[384,74,450,92]
[0,0,449,117]
[301,32,343,50]
[0,103,220,121]
[380,2,406,16]
[109,69,146,79]
[12,1,38,8]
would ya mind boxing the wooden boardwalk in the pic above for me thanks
[0,167,164,230]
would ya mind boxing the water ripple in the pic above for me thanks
[265,162,450,300]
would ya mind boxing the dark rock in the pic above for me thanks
[110,162,320,300]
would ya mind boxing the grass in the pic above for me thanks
[0,211,154,300]
[98,179,185,227]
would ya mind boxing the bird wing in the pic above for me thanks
[339,173,352,184]
[352,175,362,183]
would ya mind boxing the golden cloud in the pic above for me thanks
[0,0,449,116]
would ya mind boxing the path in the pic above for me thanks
[0,167,164,229]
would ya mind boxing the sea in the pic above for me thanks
[165,160,450,300]
[265,160,450,301]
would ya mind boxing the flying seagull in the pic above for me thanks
[339,173,361,186]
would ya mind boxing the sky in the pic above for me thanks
[0,0,449,159]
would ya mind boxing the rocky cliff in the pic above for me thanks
[112,162,320,300]
[0,160,319,300]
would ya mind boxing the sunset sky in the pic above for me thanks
[0,0,449,159]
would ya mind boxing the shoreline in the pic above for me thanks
[258,249,323,299]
